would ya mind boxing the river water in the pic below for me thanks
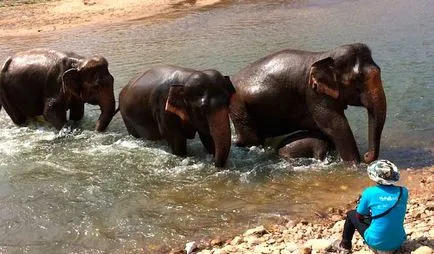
[0,0,433,252]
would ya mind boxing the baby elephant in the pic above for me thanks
[0,48,116,131]
[119,65,235,167]
[277,131,333,160]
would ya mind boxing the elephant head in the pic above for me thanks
[308,44,386,163]
[62,56,115,132]
[165,71,235,167]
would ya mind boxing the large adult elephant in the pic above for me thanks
[0,48,116,131]
[119,65,235,167]
[230,43,386,163]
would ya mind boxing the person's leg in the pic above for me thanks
[341,210,370,249]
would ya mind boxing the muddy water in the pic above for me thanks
[0,0,433,252]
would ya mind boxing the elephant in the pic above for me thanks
[119,65,235,167]
[0,48,116,131]
[230,43,386,163]
[277,131,333,161]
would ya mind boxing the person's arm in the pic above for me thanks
[356,188,370,216]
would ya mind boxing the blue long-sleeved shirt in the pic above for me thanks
[357,185,408,251]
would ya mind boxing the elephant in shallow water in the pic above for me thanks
[119,65,235,167]
[230,43,386,163]
[0,48,116,131]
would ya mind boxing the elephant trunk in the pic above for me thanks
[208,107,231,167]
[95,88,116,132]
[364,67,387,163]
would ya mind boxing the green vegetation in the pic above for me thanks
[0,0,56,7]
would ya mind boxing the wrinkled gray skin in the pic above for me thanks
[119,65,235,167]
[230,43,386,163]
[0,48,116,131]
[277,131,333,160]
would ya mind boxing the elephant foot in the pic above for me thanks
[364,150,376,164]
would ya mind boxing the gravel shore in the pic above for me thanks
[173,167,433,254]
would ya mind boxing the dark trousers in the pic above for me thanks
[341,210,370,248]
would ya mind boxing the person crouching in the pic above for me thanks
[334,159,408,253]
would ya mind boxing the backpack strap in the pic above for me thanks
[371,186,403,219]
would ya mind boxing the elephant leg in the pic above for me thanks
[311,108,360,162]
[121,115,140,138]
[43,98,67,130]
[230,96,263,147]
[199,132,215,154]
[277,131,330,160]
[130,120,162,140]
[1,99,26,125]
[69,100,84,121]
[166,130,187,156]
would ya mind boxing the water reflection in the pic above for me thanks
[0,0,433,251]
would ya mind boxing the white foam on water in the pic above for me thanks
[36,161,79,174]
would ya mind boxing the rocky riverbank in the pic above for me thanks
[173,167,434,254]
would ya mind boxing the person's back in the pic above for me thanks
[334,159,409,253]
[358,185,408,251]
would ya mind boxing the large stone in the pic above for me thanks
[185,241,197,254]
[304,239,332,251]
[332,220,345,233]
[231,236,243,245]
[412,246,434,254]
[244,226,267,237]
[283,242,298,252]
[245,235,262,246]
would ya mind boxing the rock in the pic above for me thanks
[297,247,312,254]
[245,235,262,246]
[304,239,332,251]
[244,225,267,237]
[169,248,185,254]
[185,241,197,254]
[412,246,433,254]
[271,224,287,233]
[282,242,298,252]
[211,237,223,246]
[231,236,243,245]
[221,245,237,253]
[253,245,271,253]
[429,228,434,237]
[267,238,276,245]
[213,249,229,254]
[285,220,297,229]
[332,220,345,233]
[352,251,372,254]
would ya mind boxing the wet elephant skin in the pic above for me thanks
[119,65,235,167]
[0,48,116,131]
[230,43,387,163]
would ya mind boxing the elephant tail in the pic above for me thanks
[0,56,13,111]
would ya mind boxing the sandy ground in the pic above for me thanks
[0,0,222,36]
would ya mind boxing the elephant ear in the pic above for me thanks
[61,68,82,97]
[308,57,339,99]
[165,84,190,122]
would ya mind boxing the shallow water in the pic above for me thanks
[0,0,433,251]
